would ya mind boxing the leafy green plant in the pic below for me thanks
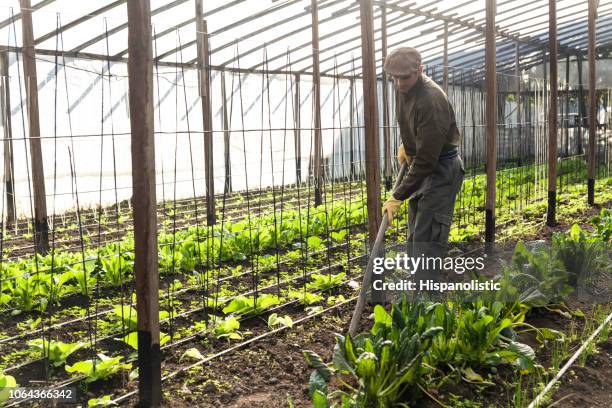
[305,303,442,407]
[68,260,97,296]
[193,316,246,340]
[88,395,116,407]
[306,272,346,291]
[158,245,182,274]
[307,236,324,252]
[65,354,132,383]
[12,273,45,313]
[288,290,323,305]
[111,305,171,349]
[222,294,281,317]
[553,224,609,286]
[267,313,293,329]
[330,230,348,242]
[38,270,75,306]
[120,332,170,350]
[454,302,535,373]
[507,241,573,305]
[590,208,612,241]
[99,255,132,287]
[212,316,243,340]
[0,369,18,403]
[28,339,85,367]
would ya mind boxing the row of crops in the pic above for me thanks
[303,210,612,407]
[0,161,610,405]
[0,160,604,315]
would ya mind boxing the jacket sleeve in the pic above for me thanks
[393,97,450,201]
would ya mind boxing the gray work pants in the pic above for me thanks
[407,154,465,284]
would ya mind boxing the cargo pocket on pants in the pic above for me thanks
[431,212,452,244]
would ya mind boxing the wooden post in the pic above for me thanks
[311,0,323,206]
[587,0,596,205]
[126,0,161,406]
[381,1,392,190]
[515,43,522,165]
[359,0,381,247]
[294,73,302,184]
[443,21,449,93]
[543,51,547,118]
[564,54,570,157]
[547,0,558,226]
[359,0,383,305]
[577,52,585,155]
[349,77,356,179]
[221,71,231,194]
[0,51,16,228]
[19,0,48,254]
[485,0,497,251]
[196,0,215,224]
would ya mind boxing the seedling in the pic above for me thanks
[267,313,293,329]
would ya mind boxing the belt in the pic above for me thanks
[439,148,458,160]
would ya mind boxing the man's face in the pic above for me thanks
[391,65,422,93]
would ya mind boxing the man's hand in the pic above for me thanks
[382,196,402,223]
[397,144,413,166]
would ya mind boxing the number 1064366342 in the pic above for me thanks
[8,387,77,403]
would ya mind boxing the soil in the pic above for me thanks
[127,301,372,408]
[548,337,612,408]
[2,191,610,407]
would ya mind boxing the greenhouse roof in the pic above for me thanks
[0,0,609,77]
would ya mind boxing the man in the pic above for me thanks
[381,47,464,282]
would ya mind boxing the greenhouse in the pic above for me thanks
[0,0,610,407]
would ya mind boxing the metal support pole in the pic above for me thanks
[381,1,392,190]
[547,0,558,226]
[587,0,596,205]
[196,0,215,224]
[294,73,302,184]
[485,0,497,252]
[311,0,323,206]
[0,51,16,229]
[19,0,48,254]
[126,0,161,406]
[359,0,381,247]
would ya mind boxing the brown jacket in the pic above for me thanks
[393,73,461,200]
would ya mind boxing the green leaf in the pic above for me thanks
[355,352,377,378]
[0,370,17,403]
[536,328,565,343]
[179,348,204,363]
[88,395,116,407]
[311,388,328,408]
[303,350,332,381]
[462,366,485,382]
[373,305,392,329]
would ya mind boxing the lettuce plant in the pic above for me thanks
[0,370,18,403]
[306,272,346,291]
[28,339,85,367]
[222,294,281,317]
[65,354,131,383]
